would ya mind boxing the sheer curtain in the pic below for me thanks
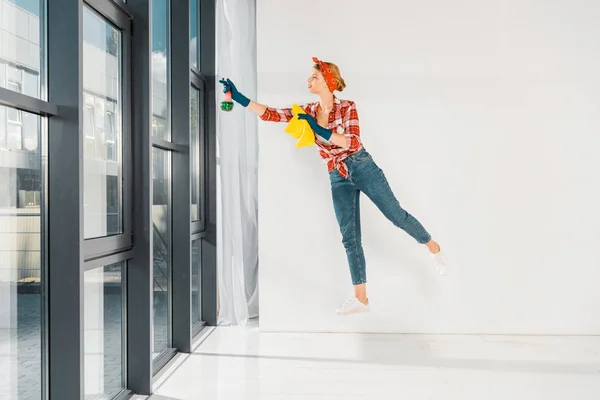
[216,0,259,326]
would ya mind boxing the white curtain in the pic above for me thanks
[216,0,259,326]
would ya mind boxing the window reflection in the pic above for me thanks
[151,0,170,140]
[0,11,45,397]
[190,88,200,221]
[82,6,123,239]
[84,262,126,399]
[0,0,42,100]
[152,148,171,358]
[0,106,43,400]
[192,239,202,326]
[0,64,40,153]
[190,0,199,69]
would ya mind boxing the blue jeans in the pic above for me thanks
[329,148,432,285]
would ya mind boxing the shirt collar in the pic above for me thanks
[311,96,341,111]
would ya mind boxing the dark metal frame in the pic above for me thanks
[149,0,177,375]
[152,348,178,378]
[152,137,188,153]
[0,87,58,116]
[2,0,218,397]
[190,72,207,234]
[84,1,135,398]
[86,0,131,27]
[47,0,136,398]
[129,0,219,392]
[199,0,218,328]
[83,250,134,272]
[151,146,175,374]
[127,0,153,393]
[189,0,205,231]
[190,0,202,76]
[47,0,84,398]
[191,231,208,337]
[171,0,193,354]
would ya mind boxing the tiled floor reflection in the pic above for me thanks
[6,291,130,399]
[153,320,600,400]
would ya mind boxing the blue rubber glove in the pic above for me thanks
[297,113,332,141]
[219,78,250,107]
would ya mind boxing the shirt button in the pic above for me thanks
[337,126,344,134]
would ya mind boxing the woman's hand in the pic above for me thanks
[297,114,349,148]
[219,78,250,107]
[297,113,332,141]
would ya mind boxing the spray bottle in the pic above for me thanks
[221,90,234,112]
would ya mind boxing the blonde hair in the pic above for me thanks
[314,61,347,92]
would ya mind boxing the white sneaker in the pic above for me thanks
[336,297,370,315]
[432,250,448,275]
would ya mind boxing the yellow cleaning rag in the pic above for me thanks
[284,104,315,148]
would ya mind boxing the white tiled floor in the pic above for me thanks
[149,319,600,400]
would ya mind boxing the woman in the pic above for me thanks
[219,57,448,315]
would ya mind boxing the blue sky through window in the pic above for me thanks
[152,0,168,54]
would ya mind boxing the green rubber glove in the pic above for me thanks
[219,78,250,107]
[297,113,332,141]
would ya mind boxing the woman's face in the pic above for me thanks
[307,68,327,94]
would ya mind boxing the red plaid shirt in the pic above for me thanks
[259,96,363,178]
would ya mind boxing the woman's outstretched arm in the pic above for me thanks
[247,100,267,117]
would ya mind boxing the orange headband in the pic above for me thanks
[312,57,337,92]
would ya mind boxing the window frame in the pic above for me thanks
[190,73,206,233]
[0,0,219,397]
[82,0,133,259]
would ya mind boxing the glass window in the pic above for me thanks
[151,0,170,140]
[0,106,6,146]
[84,105,95,139]
[7,107,22,124]
[106,23,119,57]
[7,66,22,92]
[190,87,200,221]
[152,116,168,140]
[82,7,123,239]
[0,64,5,86]
[152,148,171,358]
[0,0,43,98]
[0,107,43,400]
[23,111,38,151]
[23,68,39,98]
[190,0,199,69]
[84,262,126,399]
[7,80,21,93]
[106,108,117,162]
[84,94,95,140]
[191,239,202,326]
[94,98,105,130]
[7,119,23,150]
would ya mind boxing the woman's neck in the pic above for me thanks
[318,91,334,112]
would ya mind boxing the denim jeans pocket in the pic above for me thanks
[329,168,343,183]
[349,149,371,163]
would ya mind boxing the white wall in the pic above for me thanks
[257,0,600,334]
